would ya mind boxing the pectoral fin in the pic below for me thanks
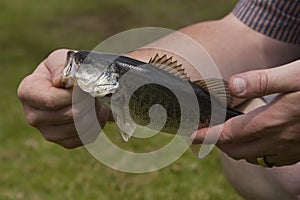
[116,116,136,142]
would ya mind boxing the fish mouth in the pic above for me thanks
[105,93,113,97]
[77,79,119,98]
[93,83,119,97]
[61,50,79,88]
[61,76,75,88]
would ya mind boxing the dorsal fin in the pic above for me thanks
[149,54,190,80]
[193,78,233,107]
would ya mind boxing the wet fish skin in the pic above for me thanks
[62,50,243,138]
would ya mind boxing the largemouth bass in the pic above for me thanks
[61,50,243,144]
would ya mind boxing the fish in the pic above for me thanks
[61,50,243,151]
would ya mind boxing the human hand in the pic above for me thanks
[18,49,110,148]
[192,60,300,167]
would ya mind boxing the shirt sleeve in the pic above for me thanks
[232,0,300,44]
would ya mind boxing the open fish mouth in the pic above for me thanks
[62,51,79,88]
[62,50,120,97]
[77,79,119,97]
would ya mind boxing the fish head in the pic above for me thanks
[62,51,120,97]
[76,63,119,98]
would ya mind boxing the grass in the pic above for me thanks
[0,0,241,199]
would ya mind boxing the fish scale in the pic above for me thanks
[61,50,244,142]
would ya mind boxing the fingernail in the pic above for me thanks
[232,77,246,95]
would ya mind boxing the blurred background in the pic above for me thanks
[0,0,242,199]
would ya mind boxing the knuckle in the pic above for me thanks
[46,49,69,67]
[255,71,269,95]
[25,111,40,126]
[17,84,24,100]
[43,95,58,110]
[218,128,234,144]
[26,117,38,126]
[63,109,74,121]
[218,133,232,144]
[17,76,31,101]
[47,49,68,60]
[251,117,275,134]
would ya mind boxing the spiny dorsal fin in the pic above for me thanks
[193,78,233,107]
[149,54,190,80]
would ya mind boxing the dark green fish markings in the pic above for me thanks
[62,50,243,142]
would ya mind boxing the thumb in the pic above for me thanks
[229,60,300,98]
[44,49,69,88]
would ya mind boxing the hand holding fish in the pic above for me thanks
[193,60,300,167]
[17,49,110,148]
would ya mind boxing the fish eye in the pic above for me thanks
[75,57,83,65]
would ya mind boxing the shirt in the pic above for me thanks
[233,0,300,44]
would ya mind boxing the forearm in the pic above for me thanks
[128,14,300,80]
[125,13,300,106]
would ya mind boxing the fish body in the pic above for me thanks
[62,50,243,141]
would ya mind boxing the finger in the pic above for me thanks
[19,78,93,111]
[30,49,69,84]
[242,146,300,166]
[246,155,300,167]
[24,105,73,126]
[229,60,300,98]
[69,101,106,144]
[192,106,269,144]
[38,108,103,144]
[263,154,300,166]
[38,123,79,142]
[18,74,73,110]
[217,138,271,160]
[24,96,95,126]
[31,49,69,88]
[95,102,111,128]
[191,125,222,144]
[44,49,70,87]
[56,136,83,149]
[245,158,257,165]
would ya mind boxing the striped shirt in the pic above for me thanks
[233,0,300,44]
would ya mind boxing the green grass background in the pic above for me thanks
[0,0,242,199]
